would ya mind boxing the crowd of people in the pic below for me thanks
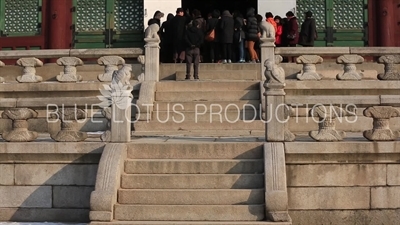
[148,7,317,79]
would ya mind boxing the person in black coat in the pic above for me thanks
[298,11,317,47]
[184,20,204,80]
[160,13,174,63]
[206,10,220,63]
[233,10,246,62]
[171,8,189,63]
[220,10,234,63]
[245,7,259,62]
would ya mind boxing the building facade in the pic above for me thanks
[0,0,398,51]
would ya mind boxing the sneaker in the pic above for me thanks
[222,59,227,64]
[227,59,232,63]
[239,59,245,63]
[256,59,260,63]
[185,75,191,80]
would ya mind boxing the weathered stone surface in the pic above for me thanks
[288,187,370,209]
[0,208,90,222]
[296,55,323,81]
[378,55,400,80]
[50,108,87,142]
[371,187,400,209]
[1,108,38,142]
[285,80,400,90]
[363,106,400,141]
[336,55,364,80]
[53,186,93,209]
[309,106,347,141]
[285,95,380,105]
[100,107,111,142]
[137,55,145,82]
[289,209,400,225]
[276,47,350,56]
[69,48,143,58]
[287,164,386,186]
[15,164,98,185]
[0,60,5,82]
[144,34,160,81]
[0,164,14,185]
[16,57,43,83]
[97,56,125,82]
[388,165,400,185]
[136,81,156,121]
[0,186,51,207]
[56,57,84,82]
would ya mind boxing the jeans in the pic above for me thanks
[238,40,245,61]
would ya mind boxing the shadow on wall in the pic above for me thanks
[0,144,104,223]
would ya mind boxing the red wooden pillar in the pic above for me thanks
[377,0,396,46]
[48,0,73,49]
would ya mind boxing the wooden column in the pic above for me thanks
[377,0,395,46]
[48,0,73,49]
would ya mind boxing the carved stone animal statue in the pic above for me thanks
[264,59,285,84]
[259,20,276,39]
[144,23,160,41]
[111,64,132,86]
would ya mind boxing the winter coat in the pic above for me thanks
[194,16,207,33]
[275,24,283,45]
[171,15,188,44]
[220,10,235,43]
[184,25,204,48]
[284,16,299,45]
[266,18,277,33]
[161,14,174,44]
[234,16,245,43]
[298,18,317,46]
[245,8,259,41]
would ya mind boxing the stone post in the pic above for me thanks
[259,38,275,81]
[100,107,111,142]
[336,55,364,80]
[50,108,87,142]
[137,55,145,82]
[377,55,400,80]
[97,56,125,82]
[1,108,38,142]
[56,57,84,82]
[264,142,291,222]
[110,88,133,143]
[296,55,323,80]
[363,106,400,141]
[144,38,160,81]
[309,105,347,141]
[16,58,43,83]
[0,60,5,83]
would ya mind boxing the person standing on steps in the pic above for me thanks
[206,10,221,63]
[274,16,283,47]
[285,11,299,47]
[184,20,204,80]
[233,11,246,63]
[245,8,259,63]
[171,8,189,63]
[298,11,317,47]
[220,10,234,64]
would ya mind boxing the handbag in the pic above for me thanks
[205,29,215,42]
[287,33,296,40]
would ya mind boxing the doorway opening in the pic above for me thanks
[182,0,258,18]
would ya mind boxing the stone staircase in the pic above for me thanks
[134,80,264,136]
[92,142,291,225]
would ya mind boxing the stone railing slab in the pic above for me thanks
[285,80,400,90]
[90,143,127,222]
[275,47,350,56]
[0,98,17,108]
[16,97,101,108]
[136,81,156,121]
[381,95,400,106]
[285,95,380,106]
[350,47,400,56]
[0,49,71,59]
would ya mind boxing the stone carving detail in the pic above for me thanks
[112,64,132,86]
[56,57,84,82]
[377,55,400,80]
[16,58,43,83]
[50,108,87,142]
[1,108,38,142]
[260,20,276,39]
[309,105,347,141]
[296,55,323,81]
[100,107,111,142]
[336,55,364,80]
[0,60,5,83]
[265,59,285,84]
[144,23,160,43]
[97,56,125,82]
[137,55,145,82]
[284,107,295,142]
[363,106,400,141]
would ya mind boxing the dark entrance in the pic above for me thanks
[182,0,257,17]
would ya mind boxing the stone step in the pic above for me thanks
[118,189,265,205]
[157,81,260,91]
[126,143,263,159]
[134,120,264,131]
[175,71,260,81]
[152,100,261,111]
[151,110,260,121]
[121,174,264,189]
[114,204,265,221]
[124,159,264,174]
[155,90,260,101]
[91,221,291,225]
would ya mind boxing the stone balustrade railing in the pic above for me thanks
[261,39,400,143]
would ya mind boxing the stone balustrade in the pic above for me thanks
[262,41,400,143]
